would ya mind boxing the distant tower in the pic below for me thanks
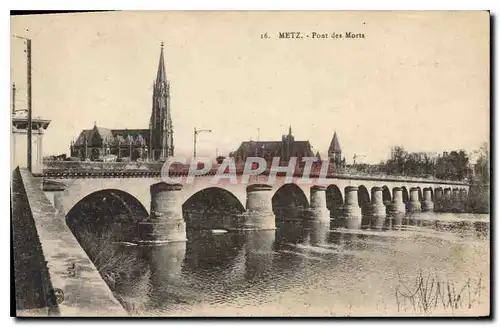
[149,42,174,161]
[281,125,295,163]
[328,131,342,168]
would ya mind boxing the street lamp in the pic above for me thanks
[194,127,212,159]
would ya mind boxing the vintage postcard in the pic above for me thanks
[10,11,490,317]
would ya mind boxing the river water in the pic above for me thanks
[93,212,489,317]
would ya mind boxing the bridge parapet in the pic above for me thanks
[12,168,127,316]
[44,160,164,171]
[43,161,471,188]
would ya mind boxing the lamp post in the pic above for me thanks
[194,127,212,159]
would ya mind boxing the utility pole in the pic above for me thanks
[193,127,212,158]
[26,38,32,173]
[12,83,16,114]
[13,35,33,171]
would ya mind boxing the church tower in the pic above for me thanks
[149,42,174,161]
[328,131,342,168]
[281,125,295,164]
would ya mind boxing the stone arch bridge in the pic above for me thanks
[43,169,470,243]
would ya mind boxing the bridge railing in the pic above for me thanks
[43,160,470,185]
[44,160,164,171]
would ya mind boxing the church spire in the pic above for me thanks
[150,41,174,160]
[156,42,167,86]
[329,131,342,153]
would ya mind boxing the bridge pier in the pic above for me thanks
[137,182,186,244]
[421,187,434,212]
[442,188,452,212]
[407,187,422,213]
[388,187,406,228]
[309,186,330,224]
[460,189,468,212]
[434,188,444,212]
[369,187,387,229]
[239,184,276,230]
[340,186,362,229]
[451,188,464,213]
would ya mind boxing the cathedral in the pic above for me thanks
[230,126,315,166]
[70,43,174,162]
[230,128,345,171]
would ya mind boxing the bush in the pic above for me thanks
[76,227,152,314]
[395,270,485,315]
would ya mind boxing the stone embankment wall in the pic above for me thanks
[11,168,127,317]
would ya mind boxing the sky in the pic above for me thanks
[10,11,490,164]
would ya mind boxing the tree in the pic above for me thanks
[474,142,490,184]
[386,145,408,175]
[435,150,470,181]
[381,146,469,181]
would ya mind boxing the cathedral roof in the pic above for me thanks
[241,141,282,152]
[74,129,92,146]
[328,132,341,153]
[73,127,150,146]
[290,141,314,157]
[95,126,114,141]
[234,140,314,158]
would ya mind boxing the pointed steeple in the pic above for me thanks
[156,42,167,86]
[150,41,174,160]
[288,125,292,136]
[329,131,341,153]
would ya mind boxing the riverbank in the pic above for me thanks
[467,184,490,214]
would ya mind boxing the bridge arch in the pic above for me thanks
[66,189,149,243]
[358,185,370,208]
[53,177,158,219]
[382,185,392,204]
[272,183,309,223]
[326,185,343,210]
[434,187,442,196]
[417,187,423,202]
[182,187,245,231]
[401,186,410,203]
[429,187,434,201]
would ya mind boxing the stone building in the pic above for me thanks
[70,43,174,162]
[230,126,315,166]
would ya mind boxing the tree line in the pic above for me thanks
[348,142,489,183]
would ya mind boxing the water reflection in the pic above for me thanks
[309,221,330,246]
[146,242,187,303]
[84,212,490,316]
[185,231,243,271]
[243,230,275,281]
